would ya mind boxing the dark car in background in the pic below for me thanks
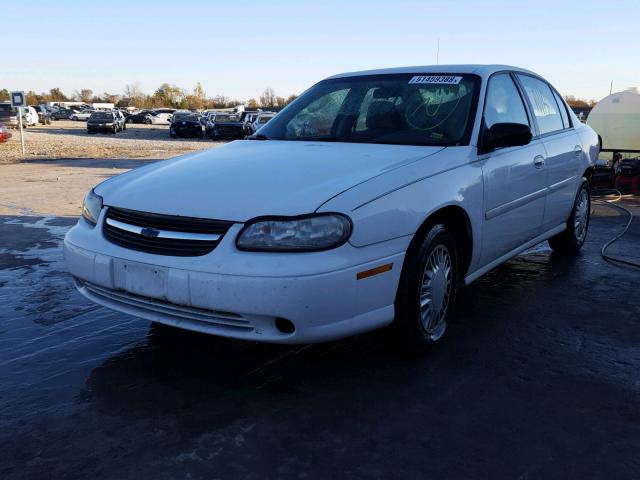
[51,108,74,120]
[0,103,19,128]
[87,111,122,134]
[126,110,154,124]
[170,112,203,138]
[205,114,244,140]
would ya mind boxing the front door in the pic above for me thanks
[480,73,547,265]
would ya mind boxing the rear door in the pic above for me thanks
[516,73,582,231]
[479,73,548,265]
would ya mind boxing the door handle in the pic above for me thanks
[574,146,583,157]
[533,156,545,169]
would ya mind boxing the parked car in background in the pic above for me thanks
[239,110,259,122]
[51,108,74,120]
[0,123,11,142]
[205,114,244,140]
[242,113,258,135]
[148,111,173,125]
[247,112,276,135]
[126,110,154,124]
[22,106,39,126]
[70,110,93,121]
[33,105,52,125]
[170,112,203,138]
[0,103,20,128]
[113,110,127,131]
[87,111,123,134]
[65,65,598,350]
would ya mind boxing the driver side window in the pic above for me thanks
[285,88,348,138]
[484,74,530,130]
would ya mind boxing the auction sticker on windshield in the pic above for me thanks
[408,75,462,85]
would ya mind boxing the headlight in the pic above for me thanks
[81,189,103,226]
[236,214,352,252]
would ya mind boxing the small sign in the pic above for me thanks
[10,91,25,108]
[408,75,462,85]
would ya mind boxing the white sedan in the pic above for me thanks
[65,65,598,351]
[70,111,93,121]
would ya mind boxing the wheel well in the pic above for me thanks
[410,206,473,279]
[582,166,594,183]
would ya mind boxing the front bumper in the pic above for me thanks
[171,125,202,137]
[64,215,405,343]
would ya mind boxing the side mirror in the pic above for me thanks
[482,122,532,152]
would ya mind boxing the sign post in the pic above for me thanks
[10,91,25,155]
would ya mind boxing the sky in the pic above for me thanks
[3,0,639,102]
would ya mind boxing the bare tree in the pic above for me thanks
[74,89,94,103]
[124,83,144,100]
[260,88,276,108]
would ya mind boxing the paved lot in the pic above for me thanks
[0,192,639,479]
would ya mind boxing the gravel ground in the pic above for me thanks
[0,158,159,216]
[1,120,218,163]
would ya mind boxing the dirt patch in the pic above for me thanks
[1,120,218,164]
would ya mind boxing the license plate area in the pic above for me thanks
[113,259,168,299]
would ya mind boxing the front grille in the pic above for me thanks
[79,280,253,331]
[103,207,233,256]
[218,126,242,134]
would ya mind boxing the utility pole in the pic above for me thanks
[436,38,440,65]
[610,80,613,95]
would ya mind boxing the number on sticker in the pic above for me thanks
[409,75,462,85]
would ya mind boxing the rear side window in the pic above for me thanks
[517,74,564,135]
[483,73,530,129]
[552,90,570,129]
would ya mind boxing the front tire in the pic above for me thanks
[548,179,590,253]
[393,224,458,353]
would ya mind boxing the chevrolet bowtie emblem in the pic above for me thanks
[140,227,160,238]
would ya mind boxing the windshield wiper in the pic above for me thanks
[247,133,270,140]
[301,136,339,142]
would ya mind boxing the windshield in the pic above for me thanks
[90,112,112,121]
[258,73,480,146]
[215,115,240,123]
[172,112,194,122]
[258,115,274,124]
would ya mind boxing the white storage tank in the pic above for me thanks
[587,87,640,153]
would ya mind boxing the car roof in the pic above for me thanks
[325,64,538,80]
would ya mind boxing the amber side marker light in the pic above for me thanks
[357,263,393,280]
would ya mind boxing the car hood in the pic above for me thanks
[96,140,445,221]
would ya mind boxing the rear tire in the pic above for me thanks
[393,224,458,353]
[548,179,590,253]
